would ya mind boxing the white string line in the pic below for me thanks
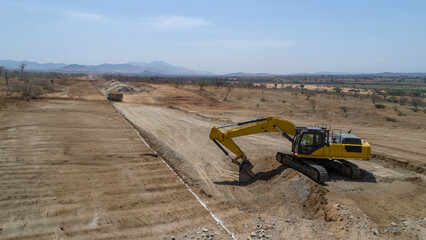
[117,108,236,239]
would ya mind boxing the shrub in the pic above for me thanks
[399,97,408,106]
[410,98,423,110]
[198,82,206,90]
[371,94,381,103]
[34,79,53,91]
[386,117,396,122]
[21,84,43,99]
[332,87,342,93]
[375,104,386,109]
[397,111,406,116]
[388,96,398,103]
[340,106,348,113]
[387,89,407,96]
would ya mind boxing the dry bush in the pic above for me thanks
[34,79,53,91]
[371,94,381,103]
[410,98,423,110]
[305,90,315,100]
[399,97,408,106]
[375,104,386,109]
[4,82,43,99]
[386,117,397,122]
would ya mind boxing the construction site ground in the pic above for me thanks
[0,79,425,239]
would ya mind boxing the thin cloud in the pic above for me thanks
[201,40,296,48]
[1,1,112,23]
[63,10,109,23]
[148,16,210,30]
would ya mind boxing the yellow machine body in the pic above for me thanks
[209,116,370,166]
[295,141,371,160]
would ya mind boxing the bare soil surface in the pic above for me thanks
[114,83,425,239]
[1,80,425,240]
[0,97,228,239]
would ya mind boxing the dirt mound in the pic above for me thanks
[246,166,329,219]
[99,80,153,94]
[372,153,425,174]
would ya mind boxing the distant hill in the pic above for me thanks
[1,60,425,76]
[91,64,143,73]
[57,64,91,73]
[0,59,212,76]
[129,61,212,75]
[0,60,67,70]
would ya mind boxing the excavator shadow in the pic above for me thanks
[214,165,287,186]
[326,168,377,183]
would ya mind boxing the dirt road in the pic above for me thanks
[0,99,229,239]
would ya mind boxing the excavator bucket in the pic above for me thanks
[239,160,255,182]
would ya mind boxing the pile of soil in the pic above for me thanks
[100,80,153,94]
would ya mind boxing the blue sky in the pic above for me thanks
[1,0,425,74]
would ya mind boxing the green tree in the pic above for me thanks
[332,87,342,94]
[300,84,305,94]
[198,82,206,90]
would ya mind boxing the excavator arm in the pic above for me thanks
[209,116,296,179]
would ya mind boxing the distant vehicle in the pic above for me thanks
[107,93,123,102]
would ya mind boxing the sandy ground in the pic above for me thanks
[1,80,425,240]
[0,87,229,239]
[114,83,426,239]
[124,84,426,173]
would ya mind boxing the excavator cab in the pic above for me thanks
[293,127,329,155]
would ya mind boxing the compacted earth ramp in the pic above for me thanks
[115,102,426,240]
[0,99,229,239]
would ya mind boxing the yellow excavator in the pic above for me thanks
[209,117,371,183]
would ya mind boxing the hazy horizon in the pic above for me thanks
[1,0,426,74]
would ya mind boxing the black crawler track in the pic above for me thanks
[316,159,360,179]
[277,152,329,183]
[277,152,362,183]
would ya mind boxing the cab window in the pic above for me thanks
[301,134,314,146]
[314,134,324,146]
[299,132,324,154]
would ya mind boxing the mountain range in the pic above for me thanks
[0,60,212,76]
[1,60,424,77]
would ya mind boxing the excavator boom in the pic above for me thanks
[209,117,296,180]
